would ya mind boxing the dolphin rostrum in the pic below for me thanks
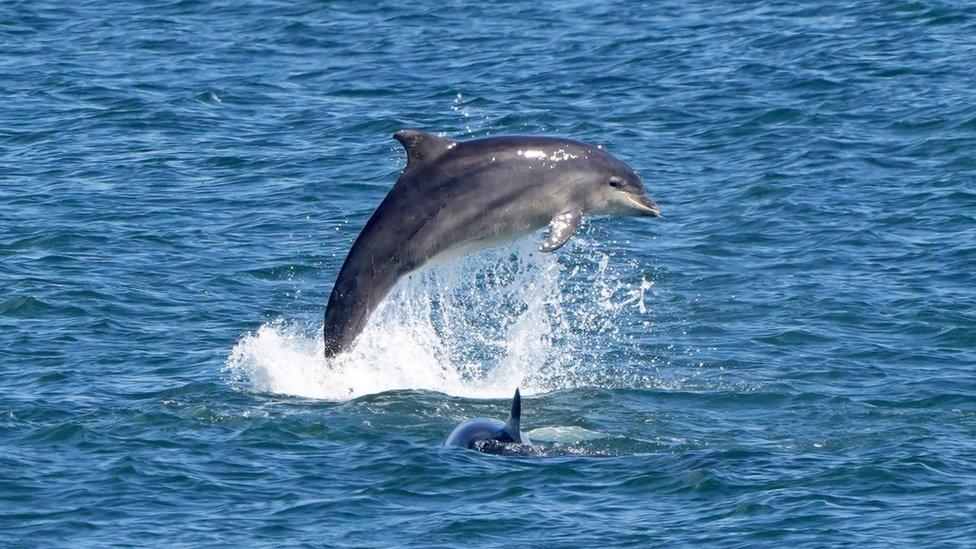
[445,388,532,454]
[323,130,660,357]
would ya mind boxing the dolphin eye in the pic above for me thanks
[608,177,623,188]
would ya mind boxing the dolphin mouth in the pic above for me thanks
[627,194,661,217]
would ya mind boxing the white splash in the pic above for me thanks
[225,237,652,401]
[452,92,492,136]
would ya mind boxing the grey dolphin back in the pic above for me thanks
[503,388,522,442]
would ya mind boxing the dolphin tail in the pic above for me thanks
[503,388,522,442]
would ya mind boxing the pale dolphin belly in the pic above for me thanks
[417,225,543,274]
[407,196,554,274]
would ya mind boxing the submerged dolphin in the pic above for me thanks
[446,389,532,454]
[323,130,661,357]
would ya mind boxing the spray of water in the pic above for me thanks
[224,234,657,401]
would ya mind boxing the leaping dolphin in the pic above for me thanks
[323,130,661,357]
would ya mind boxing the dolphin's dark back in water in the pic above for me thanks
[446,389,531,453]
[323,130,660,357]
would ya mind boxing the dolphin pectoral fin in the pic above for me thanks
[540,210,582,252]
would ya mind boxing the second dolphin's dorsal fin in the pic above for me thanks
[502,388,522,443]
[393,129,455,170]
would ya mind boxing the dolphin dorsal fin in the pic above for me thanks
[503,388,522,441]
[393,129,455,170]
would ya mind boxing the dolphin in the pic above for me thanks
[323,130,660,357]
[445,388,533,454]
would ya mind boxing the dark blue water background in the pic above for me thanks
[2,1,976,546]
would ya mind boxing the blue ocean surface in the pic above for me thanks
[2,0,976,546]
